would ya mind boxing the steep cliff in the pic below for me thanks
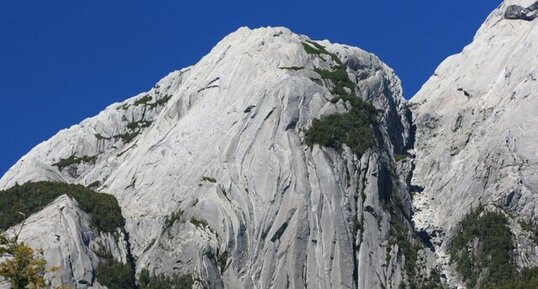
[2,1,537,288]
[0,27,422,289]
[411,0,538,288]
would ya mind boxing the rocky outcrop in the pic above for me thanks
[504,1,538,21]
[2,195,128,289]
[0,27,420,289]
[411,0,538,286]
[2,1,537,288]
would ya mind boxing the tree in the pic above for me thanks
[0,213,66,289]
[0,234,47,289]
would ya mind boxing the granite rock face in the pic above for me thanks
[1,195,126,289]
[0,27,416,288]
[411,0,538,286]
[2,1,537,287]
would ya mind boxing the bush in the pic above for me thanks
[519,219,538,243]
[201,176,217,183]
[138,268,194,289]
[388,216,418,279]
[163,210,183,231]
[95,260,136,289]
[0,182,124,233]
[95,133,111,140]
[148,95,172,109]
[190,218,209,229]
[134,95,153,106]
[52,155,97,171]
[279,66,304,71]
[486,267,538,289]
[303,42,377,158]
[305,104,376,157]
[217,251,229,272]
[314,67,355,96]
[302,41,342,65]
[126,120,152,131]
[388,215,447,289]
[117,131,140,144]
[449,207,515,289]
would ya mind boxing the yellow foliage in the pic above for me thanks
[0,234,46,289]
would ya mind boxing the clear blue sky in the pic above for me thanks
[0,0,500,176]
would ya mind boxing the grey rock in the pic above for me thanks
[0,27,414,289]
[4,2,537,287]
[411,0,538,286]
[2,195,125,289]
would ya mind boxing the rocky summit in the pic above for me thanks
[0,1,537,289]
[411,0,538,286]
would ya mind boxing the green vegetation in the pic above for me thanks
[96,261,196,289]
[94,244,114,260]
[95,259,136,289]
[114,93,172,145]
[303,41,377,158]
[148,95,172,109]
[415,269,446,289]
[314,67,355,96]
[395,154,408,162]
[117,93,171,111]
[190,218,209,230]
[302,41,321,55]
[127,120,152,131]
[486,267,538,289]
[302,41,342,65]
[116,118,154,144]
[163,210,183,231]
[305,107,376,156]
[52,155,97,171]
[117,103,130,111]
[138,268,195,289]
[449,207,515,289]
[117,131,140,144]
[0,182,124,233]
[134,94,172,109]
[519,219,538,243]
[0,234,47,289]
[388,216,419,280]
[390,217,447,289]
[134,95,153,106]
[398,270,446,289]
[87,181,101,189]
[201,176,217,183]
[352,213,362,232]
[217,251,229,272]
[95,133,111,140]
[279,66,304,71]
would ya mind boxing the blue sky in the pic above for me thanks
[0,0,500,176]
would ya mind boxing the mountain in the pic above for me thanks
[410,0,538,287]
[0,1,537,289]
[0,27,416,289]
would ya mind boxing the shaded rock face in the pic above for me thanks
[411,0,538,285]
[504,1,538,20]
[0,27,415,288]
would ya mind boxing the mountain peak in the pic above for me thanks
[0,27,413,289]
[2,5,538,287]
[411,1,538,284]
